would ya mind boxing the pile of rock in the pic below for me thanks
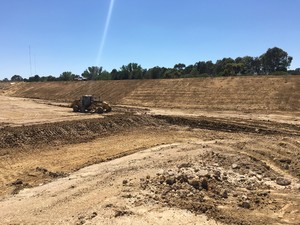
[138,151,279,223]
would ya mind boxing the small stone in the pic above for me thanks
[201,178,208,190]
[167,171,175,176]
[214,170,221,180]
[294,184,300,190]
[220,189,228,198]
[178,163,192,168]
[122,180,128,185]
[214,170,221,176]
[157,169,164,175]
[256,174,263,181]
[239,201,251,209]
[197,169,209,177]
[166,178,176,186]
[232,163,239,169]
[11,179,23,186]
[276,177,291,186]
[91,212,97,218]
[279,159,292,164]
[189,179,200,190]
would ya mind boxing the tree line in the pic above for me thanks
[2,47,300,82]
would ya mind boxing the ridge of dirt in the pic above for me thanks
[153,114,300,136]
[0,114,166,150]
[2,112,299,151]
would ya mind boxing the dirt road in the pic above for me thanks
[0,96,103,127]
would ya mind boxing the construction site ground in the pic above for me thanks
[0,77,300,225]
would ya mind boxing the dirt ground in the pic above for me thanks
[0,80,300,225]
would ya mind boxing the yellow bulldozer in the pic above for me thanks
[71,95,112,114]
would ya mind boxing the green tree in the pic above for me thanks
[195,61,207,74]
[205,61,215,75]
[82,66,103,80]
[214,58,235,76]
[174,63,186,70]
[260,47,293,74]
[291,68,300,75]
[163,68,180,79]
[59,71,75,81]
[99,70,112,80]
[190,67,199,77]
[144,66,166,79]
[183,65,194,75]
[111,69,119,80]
[11,75,23,81]
[119,63,144,79]
[28,74,41,82]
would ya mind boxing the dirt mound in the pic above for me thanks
[4,76,300,111]
[0,114,166,149]
[138,150,292,225]
[154,114,300,135]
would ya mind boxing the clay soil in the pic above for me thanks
[0,77,300,225]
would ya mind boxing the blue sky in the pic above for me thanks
[0,0,299,79]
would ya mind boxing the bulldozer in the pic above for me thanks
[71,95,112,114]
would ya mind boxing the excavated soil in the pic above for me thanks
[0,76,300,224]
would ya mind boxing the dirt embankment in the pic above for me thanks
[2,75,300,111]
[0,114,166,149]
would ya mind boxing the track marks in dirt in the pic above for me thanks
[0,114,167,149]
[153,114,300,136]
[228,137,300,181]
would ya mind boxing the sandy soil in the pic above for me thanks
[0,96,102,127]
[0,77,300,225]
[1,135,299,225]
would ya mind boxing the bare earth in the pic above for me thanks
[0,77,300,225]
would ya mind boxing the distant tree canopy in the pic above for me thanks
[11,75,23,81]
[13,46,297,83]
[260,47,293,73]
[58,71,74,81]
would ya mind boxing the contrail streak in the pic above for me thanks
[96,0,115,66]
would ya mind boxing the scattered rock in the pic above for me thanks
[48,171,66,178]
[213,170,221,180]
[279,159,292,164]
[201,178,208,190]
[276,177,291,186]
[232,163,239,169]
[11,179,23,186]
[178,163,193,168]
[197,169,209,177]
[220,189,228,198]
[114,210,133,217]
[166,178,176,185]
[36,167,48,173]
[239,201,251,209]
[90,212,97,219]
[189,179,200,190]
